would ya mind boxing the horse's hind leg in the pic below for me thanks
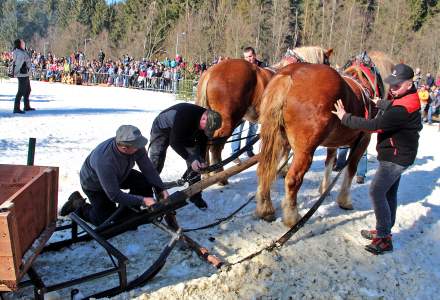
[282,150,313,227]
[319,147,337,194]
[337,134,371,210]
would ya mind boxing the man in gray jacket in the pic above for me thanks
[61,125,169,226]
[12,39,34,113]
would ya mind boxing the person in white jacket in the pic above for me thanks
[12,39,34,114]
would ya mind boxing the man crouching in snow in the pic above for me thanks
[61,125,169,226]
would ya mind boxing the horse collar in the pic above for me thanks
[285,50,305,63]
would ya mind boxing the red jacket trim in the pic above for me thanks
[392,92,421,113]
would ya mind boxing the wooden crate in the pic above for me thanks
[0,164,58,291]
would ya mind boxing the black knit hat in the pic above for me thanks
[384,64,414,86]
[204,110,222,138]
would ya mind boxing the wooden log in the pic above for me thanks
[181,234,223,268]
[182,154,259,199]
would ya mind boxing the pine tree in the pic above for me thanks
[91,0,108,35]
[408,0,429,31]
[0,0,18,49]
[76,0,99,27]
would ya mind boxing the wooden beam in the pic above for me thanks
[182,155,259,198]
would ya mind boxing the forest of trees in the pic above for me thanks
[0,0,439,74]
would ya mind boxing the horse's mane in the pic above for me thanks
[294,46,327,64]
[368,51,395,83]
[271,46,327,69]
[366,51,395,97]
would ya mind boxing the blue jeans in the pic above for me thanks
[369,161,407,237]
[335,148,367,177]
[231,121,258,154]
[421,103,428,122]
[427,105,436,124]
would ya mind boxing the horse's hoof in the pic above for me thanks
[261,213,276,222]
[338,203,354,210]
[217,179,229,186]
[254,211,276,222]
[282,214,301,227]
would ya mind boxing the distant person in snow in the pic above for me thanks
[11,39,34,114]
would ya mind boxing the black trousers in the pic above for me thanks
[14,76,32,110]
[149,127,202,201]
[79,170,153,226]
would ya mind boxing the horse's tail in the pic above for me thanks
[257,74,292,193]
[196,71,210,108]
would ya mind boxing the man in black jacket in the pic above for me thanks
[61,125,168,226]
[149,103,222,210]
[332,63,422,255]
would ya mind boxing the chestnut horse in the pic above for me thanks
[256,52,394,227]
[196,46,333,183]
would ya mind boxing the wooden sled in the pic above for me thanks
[0,164,58,292]
[1,155,258,299]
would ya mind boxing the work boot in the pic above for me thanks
[13,109,25,114]
[361,229,392,240]
[60,191,86,216]
[365,236,393,255]
[24,107,35,111]
[189,194,208,210]
[360,229,377,240]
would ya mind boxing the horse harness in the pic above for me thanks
[285,48,306,64]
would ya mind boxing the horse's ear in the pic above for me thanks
[325,48,334,57]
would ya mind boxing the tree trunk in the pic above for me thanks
[328,0,337,48]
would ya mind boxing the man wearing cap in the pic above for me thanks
[231,46,264,164]
[332,63,422,255]
[60,125,168,226]
[149,103,222,210]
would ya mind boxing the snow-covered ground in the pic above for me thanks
[1,79,439,300]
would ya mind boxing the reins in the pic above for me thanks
[341,74,372,119]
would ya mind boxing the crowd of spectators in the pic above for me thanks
[1,49,210,93]
[414,68,440,126]
[2,49,439,124]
